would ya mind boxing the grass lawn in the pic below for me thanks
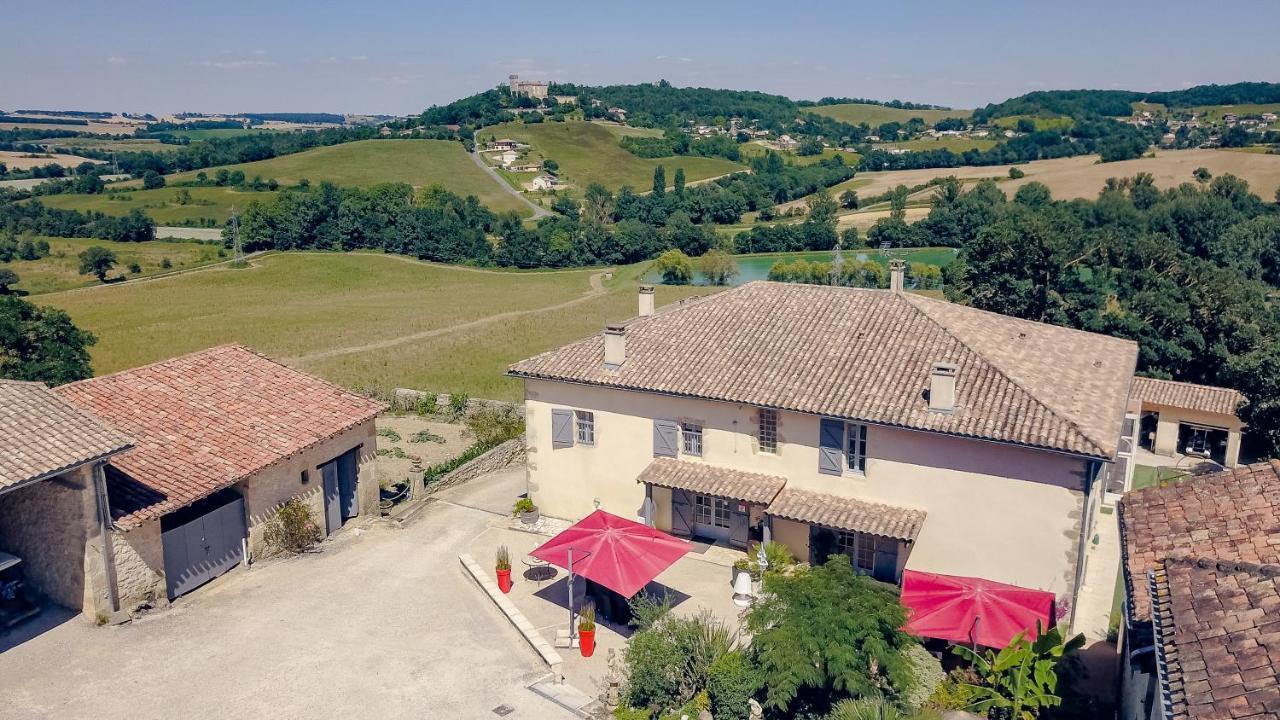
[7,237,227,295]
[810,103,970,126]
[484,120,746,192]
[1131,464,1188,491]
[34,186,275,226]
[37,253,719,400]
[154,140,532,216]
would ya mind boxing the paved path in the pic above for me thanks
[1074,507,1121,641]
[469,149,551,219]
[0,468,572,720]
[285,269,607,364]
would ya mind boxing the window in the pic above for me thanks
[834,530,896,579]
[681,422,703,457]
[575,410,595,446]
[758,408,778,454]
[693,494,731,529]
[845,422,868,474]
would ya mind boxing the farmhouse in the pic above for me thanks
[0,381,132,617]
[55,345,383,607]
[1117,463,1280,720]
[530,174,558,191]
[510,273,1144,627]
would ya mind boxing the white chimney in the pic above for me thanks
[928,362,957,413]
[603,325,626,369]
[889,260,905,292]
[638,285,655,317]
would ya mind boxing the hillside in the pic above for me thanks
[809,103,970,126]
[36,186,274,226]
[974,82,1280,121]
[487,120,746,191]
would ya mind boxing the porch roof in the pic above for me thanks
[768,487,926,542]
[637,458,786,506]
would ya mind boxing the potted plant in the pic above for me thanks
[577,602,596,658]
[513,497,539,525]
[495,545,512,594]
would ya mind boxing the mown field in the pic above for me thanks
[155,140,531,216]
[880,137,999,153]
[36,186,276,226]
[992,115,1075,132]
[7,236,227,295]
[155,127,279,140]
[38,252,718,400]
[810,103,970,126]
[38,137,181,153]
[485,120,746,192]
[0,150,102,170]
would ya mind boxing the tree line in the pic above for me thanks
[0,195,155,241]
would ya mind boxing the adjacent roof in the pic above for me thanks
[1150,556,1280,720]
[0,379,132,492]
[56,345,384,527]
[636,458,786,505]
[510,282,1137,460]
[768,487,926,542]
[1131,376,1246,417]
[1119,461,1280,622]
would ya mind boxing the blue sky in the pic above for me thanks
[3,0,1278,116]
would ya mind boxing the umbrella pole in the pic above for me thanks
[567,548,575,642]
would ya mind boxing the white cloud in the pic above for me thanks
[106,56,126,65]
[192,59,276,70]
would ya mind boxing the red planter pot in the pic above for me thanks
[496,567,512,594]
[578,628,596,657]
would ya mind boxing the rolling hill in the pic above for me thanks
[810,103,970,127]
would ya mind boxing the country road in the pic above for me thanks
[468,150,551,219]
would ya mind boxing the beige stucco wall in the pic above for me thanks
[112,520,166,609]
[1143,403,1242,466]
[525,378,1094,596]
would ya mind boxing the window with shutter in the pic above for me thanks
[818,418,843,475]
[551,408,575,449]
[653,419,678,457]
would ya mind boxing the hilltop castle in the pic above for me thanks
[509,74,549,100]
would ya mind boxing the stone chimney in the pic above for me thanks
[928,362,957,413]
[889,260,905,292]
[603,325,626,369]
[638,285,655,317]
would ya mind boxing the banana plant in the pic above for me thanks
[952,621,1085,720]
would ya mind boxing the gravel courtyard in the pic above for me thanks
[0,467,572,720]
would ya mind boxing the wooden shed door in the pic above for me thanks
[161,496,246,600]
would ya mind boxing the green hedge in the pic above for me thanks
[422,438,501,485]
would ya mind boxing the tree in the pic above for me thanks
[652,248,693,284]
[652,164,666,197]
[1008,166,1026,179]
[747,557,916,714]
[78,246,117,282]
[0,269,18,294]
[697,249,739,286]
[542,158,559,174]
[0,295,96,384]
[673,167,686,197]
[142,170,165,189]
[175,188,192,205]
[1193,166,1212,184]
[952,623,1085,720]
[839,190,860,210]
[889,185,909,222]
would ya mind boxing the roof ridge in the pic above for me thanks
[58,343,250,390]
[1163,554,1280,579]
[900,294,1110,457]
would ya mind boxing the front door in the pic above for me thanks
[692,493,732,542]
[320,448,361,535]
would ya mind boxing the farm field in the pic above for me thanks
[38,252,717,400]
[484,120,746,192]
[0,120,140,134]
[992,115,1075,132]
[1186,103,1280,121]
[0,150,102,170]
[154,127,279,140]
[6,236,226,295]
[810,103,970,126]
[880,137,999,153]
[35,186,275,226]
[39,137,181,153]
[156,140,531,216]
[740,143,860,166]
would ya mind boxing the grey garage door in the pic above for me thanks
[161,496,247,599]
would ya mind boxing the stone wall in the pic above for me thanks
[390,389,524,418]
[426,439,526,495]
[112,520,166,610]
[0,467,92,610]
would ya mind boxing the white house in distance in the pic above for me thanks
[529,175,558,191]
[509,271,1250,628]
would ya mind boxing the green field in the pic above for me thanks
[739,143,861,166]
[38,252,717,399]
[881,137,999,153]
[1187,103,1280,121]
[810,103,970,126]
[485,120,746,192]
[155,127,280,141]
[156,140,531,216]
[39,137,182,153]
[6,236,227,295]
[993,115,1075,132]
[36,186,275,226]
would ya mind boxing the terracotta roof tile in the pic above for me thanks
[0,380,132,490]
[1119,461,1280,622]
[1151,556,1280,720]
[636,458,786,505]
[1132,377,1246,417]
[55,345,384,527]
[509,282,1137,459]
[767,487,925,542]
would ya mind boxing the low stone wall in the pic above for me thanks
[426,439,526,495]
[390,389,524,418]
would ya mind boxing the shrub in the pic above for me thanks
[447,392,470,418]
[513,497,536,516]
[127,262,142,274]
[414,393,438,415]
[901,645,944,711]
[263,498,321,554]
[1008,166,1026,179]
[707,650,761,720]
[376,427,402,443]
[951,622,1085,720]
[422,438,501,484]
[409,430,444,444]
[160,257,172,269]
[621,608,736,715]
[465,406,524,445]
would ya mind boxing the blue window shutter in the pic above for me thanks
[654,420,678,457]
[819,418,843,475]
[551,408,574,449]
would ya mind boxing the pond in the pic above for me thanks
[642,247,958,287]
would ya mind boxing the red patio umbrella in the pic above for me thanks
[899,570,1056,649]
[531,509,692,598]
